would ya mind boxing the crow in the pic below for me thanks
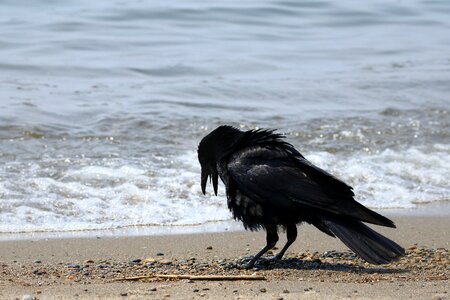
[198,125,405,268]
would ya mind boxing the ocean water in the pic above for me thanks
[0,0,449,235]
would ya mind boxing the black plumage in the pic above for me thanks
[197,125,405,268]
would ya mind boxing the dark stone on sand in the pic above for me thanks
[33,269,47,275]
[128,259,141,265]
[97,265,109,269]
[67,264,81,269]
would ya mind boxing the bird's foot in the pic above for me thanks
[234,257,256,269]
[271,254,282,261]
[245,256,280,269]
[240,254,283,269]
[244,259,257,269]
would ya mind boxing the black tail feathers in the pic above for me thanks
[322,218,405,264]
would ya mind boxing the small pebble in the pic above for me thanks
[128,259,141,265]
[260,288,266,293]
[33,269,47,275]
[159,259,172,265]
[283,289,290,293]
[156,252,164,256]
[149,287,157,292]
[34,260,41,264]
[193,289,199,292]
[408,244,417,250]
[120,292,128,297]
[67,264,81,269]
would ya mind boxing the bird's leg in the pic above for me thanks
[273,223,297,260]
[247,225,278,268]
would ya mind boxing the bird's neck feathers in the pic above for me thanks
[242,129,283,146]
[201,126,303,162]
[239,129,304,158]
[212,127,287,157]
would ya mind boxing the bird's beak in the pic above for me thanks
[201,168,208,195]
[201,168,218,196]
[212,170,218,196]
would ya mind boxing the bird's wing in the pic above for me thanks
[227,146,339,210]
[227,146,395,227]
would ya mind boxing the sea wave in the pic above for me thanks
[0,145,448,233]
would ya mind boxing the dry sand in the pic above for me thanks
[0,216,448,299]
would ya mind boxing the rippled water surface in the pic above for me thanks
[0,0,449,234]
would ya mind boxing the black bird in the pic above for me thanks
[198,125,405,268]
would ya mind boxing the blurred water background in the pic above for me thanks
[0,0,449,237]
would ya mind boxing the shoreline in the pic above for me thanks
[1,201,449,242]
[0,215,448,299]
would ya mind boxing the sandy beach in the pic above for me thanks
[1,0,449,299]
[0,215,448,299]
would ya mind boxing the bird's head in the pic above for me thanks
[197,125,243,196]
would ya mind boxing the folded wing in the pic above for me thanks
[227,146,395,227]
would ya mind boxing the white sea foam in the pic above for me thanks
[0,146,449,233]
[0,152,230,233]
[307,144,450,208]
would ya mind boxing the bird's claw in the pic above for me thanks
[269,255,282,262]
[244,260,256,269]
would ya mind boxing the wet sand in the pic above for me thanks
[0,216,448,299]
